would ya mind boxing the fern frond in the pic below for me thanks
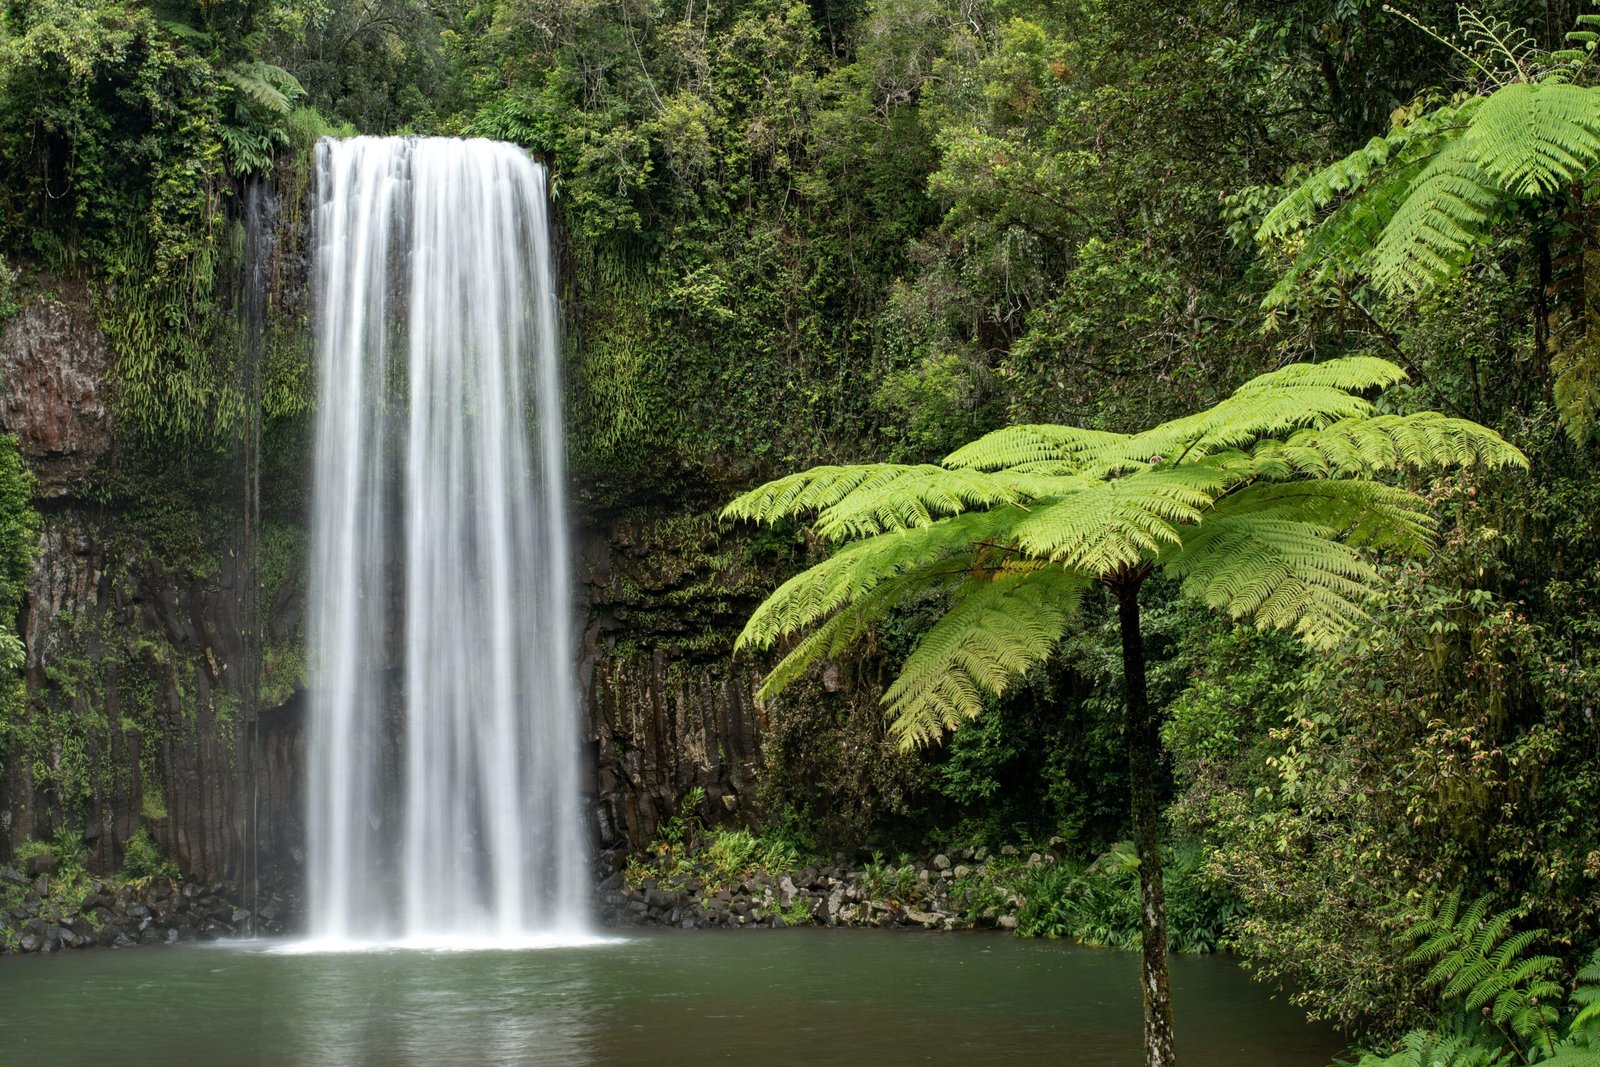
[882,568,1088,748]
[1458,8,1538,83]
[1270,77,1600,301]
[1258,99,1483,241]
[723,464,924,525]
[1468,82,1600,197]
[224,61,305,115]
[1355,1028,1507,1067]
[813,466,1028,539]
[943,424,1129,471]
[1204,479,1439,554]
[1370,146,1502,295]
[1088,358,1407,469]
[1263,157,1441,306]
[1253,413,1527,477]
[1163,515,1378,648]
[1566,952,1600,1043]
[735,509,1017,651]
[1013,465,1230,575]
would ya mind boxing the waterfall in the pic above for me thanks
[305,137,587,946]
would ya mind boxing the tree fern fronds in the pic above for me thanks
[942,424,1130,471]
[812,466,1030,539]
[734,509,1015,651]
[1255,413,1526,477]
[1258,99,1483,241]
[1265,73,1600,310]
[1262,160,1435,306]
[1081,384,1371,474]
[224,61,304,115]
[1204,479,1439,554]
[1567,952,1600,1043]
[1544,1052,1600,1067]
[882,569,1088,748]
[1369,150,1502,295]
[757,593,898,699]
[1161,516,1378,647]
[1091,359,1405,468]
[1402,889,1563,1052]
[1237,356,1412,395]
[1468,82,1600,197]
[1012,466,1230,574]
[1355,1028,1508,1067]
[722,464,923,525]
[1458,7,1538,83]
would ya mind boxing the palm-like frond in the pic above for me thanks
[735,509,1019,651]
[1162,514,1379,648]
[224,61,304,116]
[1013,465,1232,575]
[1355,1029,1508,1067]
[1369,147,1502,295]
[812,466,1027,539]
[724,357,1524,748]
[723,464,918,524]
[1249,412,1527,477]
[1469,82,1600,197]
[882,568,1089,747]
[1262,73,1600,300]
[1258,99,1483,242]
[944,424,1129,471]
[1404,890,1564,1053]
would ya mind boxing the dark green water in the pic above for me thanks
[0,929,1340,1066]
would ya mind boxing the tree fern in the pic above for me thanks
[881,568,1090,746]
[725,357,1524,1067]
[1261,78,1600,300]
[730,356,1523,741]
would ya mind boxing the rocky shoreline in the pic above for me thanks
[3,843,1067,953]
[0,865,291,955]
[597,845,1050,932]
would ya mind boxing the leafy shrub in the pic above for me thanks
[121,828,179,881]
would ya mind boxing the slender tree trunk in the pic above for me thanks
[1116,581,1175,1067]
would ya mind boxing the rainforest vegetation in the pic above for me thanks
[2,0,1600,1063]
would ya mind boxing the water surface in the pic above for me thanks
[0,927,1337,1062]
[0,930,1340,1066]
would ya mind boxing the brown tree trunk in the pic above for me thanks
[1116,581,1176,1067]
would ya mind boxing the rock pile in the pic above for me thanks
[597,845,1055,932]
[0,868,290,954]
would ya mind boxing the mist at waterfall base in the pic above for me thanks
[301,136,594,950]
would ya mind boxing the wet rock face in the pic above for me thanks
[4,509,306,899]
[0,280,113,495]
[577,511,776,850]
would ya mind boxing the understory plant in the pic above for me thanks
[1356,892,1600,1066]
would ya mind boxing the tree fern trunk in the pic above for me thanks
[1117,581,1176,1067]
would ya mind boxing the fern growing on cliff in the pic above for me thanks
[725,356,1524,1067]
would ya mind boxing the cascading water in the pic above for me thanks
[305,136,587,946]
